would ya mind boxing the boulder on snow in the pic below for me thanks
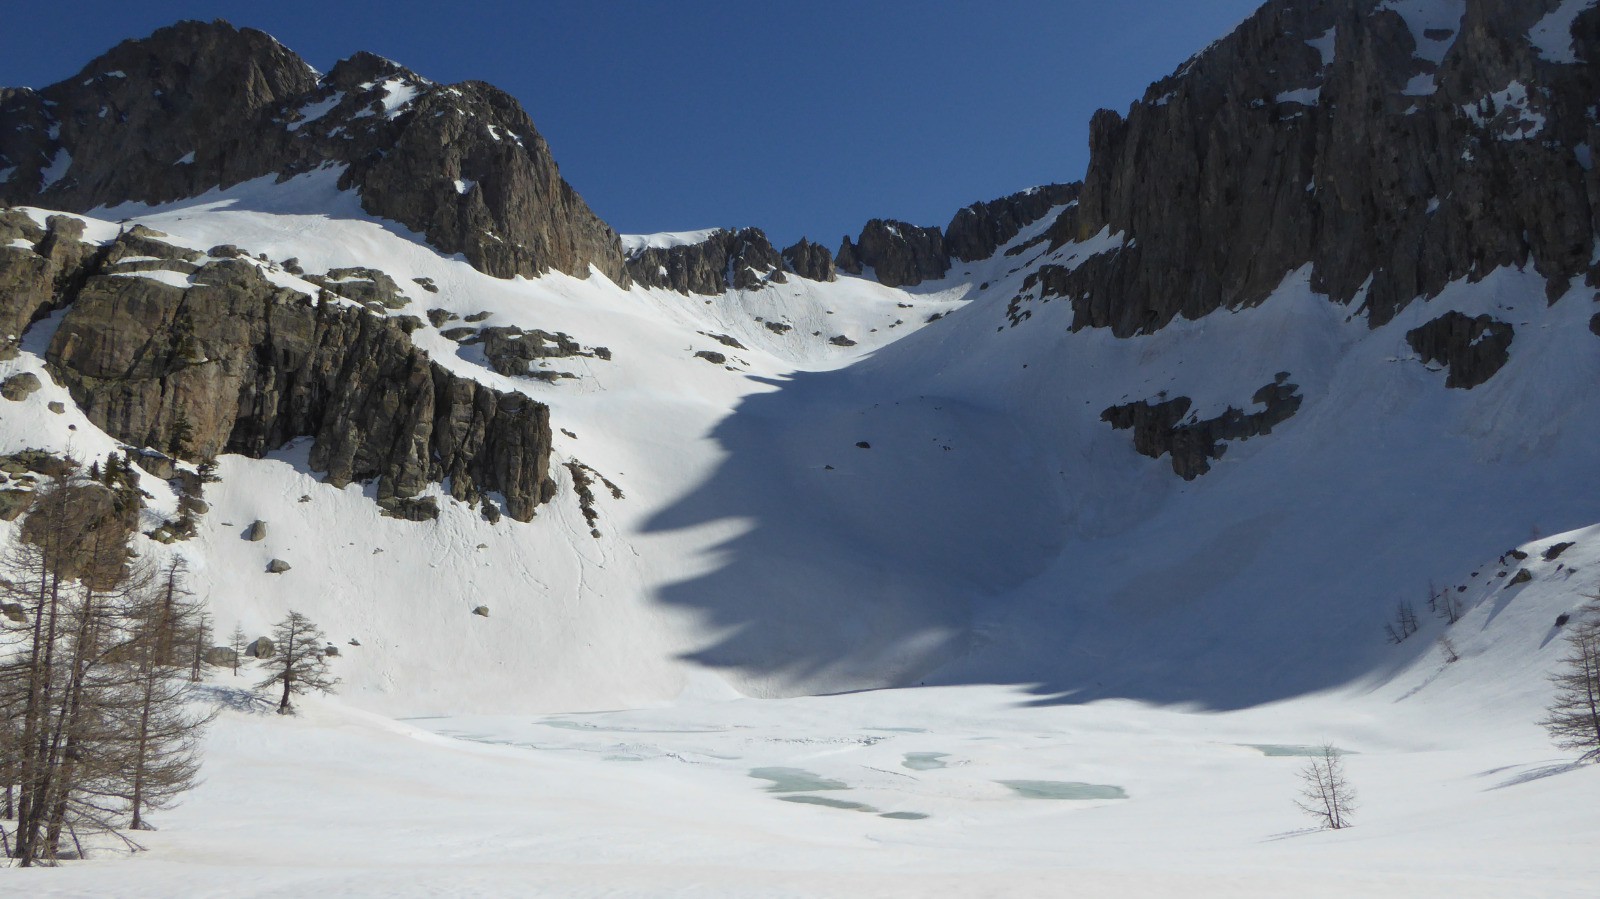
[47,401,64,414]
[2,602,27,624]
[203,646,238,667]
[472,605,490,617]
[1542,542,1575,562]
[1,372,42,401]
[247,637,275,659]
[245,520,268,542]
[266,558,291,574]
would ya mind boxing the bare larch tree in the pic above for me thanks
[1294,744,1356,830]
[257,610,338,715]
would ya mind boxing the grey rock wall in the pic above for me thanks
[0,221,553,521]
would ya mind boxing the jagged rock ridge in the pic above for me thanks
[1029,0,1600,336]
[0,21,629,286]
[626,228,789,294]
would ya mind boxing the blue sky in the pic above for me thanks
[1,1,1263,248]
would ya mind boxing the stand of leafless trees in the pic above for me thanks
[1,470,213,866]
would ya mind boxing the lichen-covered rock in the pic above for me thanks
[203,646,238,667]
[837,220,948,288]
[0,490,31,522]
[1,372,41,401]
[626,228,787,294]
[1406,311,1514,389]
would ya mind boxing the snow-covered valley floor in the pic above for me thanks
[13,675,1599,898]
[4,167,1599,896]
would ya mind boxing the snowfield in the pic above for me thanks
[2,165,1599,894]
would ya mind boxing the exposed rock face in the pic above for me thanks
[341,73,630,285]
[1102,379,1304,479]
[467,327,582,377]
[944,184,1079,263]
[836,220,949,288]
[0,221,554,521]
[828,185,1074,287]
[0,213,99,355]
[626,228,787,294]
[0,21,629,286]
[0,21,316,210]
[306,268,409,310]
[1036,0,1600,336]
[834,236,863,275]
[781,238,836,282]
[1406,311,1514,389]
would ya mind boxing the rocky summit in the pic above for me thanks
[0,20,629,285]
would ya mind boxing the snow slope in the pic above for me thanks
[3,158,1598,893]
[2,166,1596,713]
[12,526,1600,896]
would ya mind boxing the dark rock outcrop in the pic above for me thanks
[1405,311,1514,389]
[306,267,409,310]
[0,21,629,286]
[836,220,949,288]
[626,228,787,294]
[781,238,836,282]
[0,221,554,521]
[1102,379,1304,479]
[943,184,1079,263]
[1034,0,1600,336]
[459,326,585,378]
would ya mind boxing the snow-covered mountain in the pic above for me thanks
[3,3,1599,893]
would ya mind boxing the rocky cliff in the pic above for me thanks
[1027,0,1600,337]
[625,227,789,294]
[0,215,553,521]
[0,21,629,286]
[833,184,1079,288]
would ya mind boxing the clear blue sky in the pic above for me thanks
[1,0,1263,248]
